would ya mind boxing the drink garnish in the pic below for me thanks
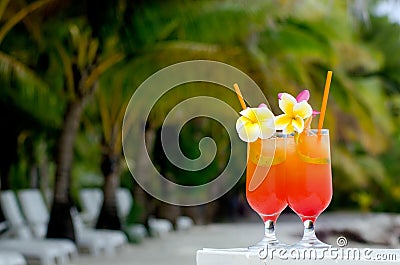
[274,91,313,134]
[234,72,332,140]
[296,149,330,164]
[235,106,275,142]
[317,71,333,135]
[249,150,286,166]
[295,123,330,164]
[234,83,247,110]
[234,83,275,142]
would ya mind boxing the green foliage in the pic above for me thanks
[2,0,400,214]
[152,117,228,186]
[0,51,63,127]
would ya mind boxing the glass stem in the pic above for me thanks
[302,220,316,241]
[264,220,278,241]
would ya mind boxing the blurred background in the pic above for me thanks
[1,0,400,235]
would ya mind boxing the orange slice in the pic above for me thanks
[295,148,330,164]
[294,131,330,165]
[248,150,285,167]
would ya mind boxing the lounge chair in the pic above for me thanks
[115,188,193,234]
[0,190,77,264]
[0,216,65,265]
[176,215,194,231]
[0,212,67,265]
[17,189,127,256]
[78,189,102,225]
[0,251,26,265]
[0,240,68,265]
[115,188,147,239]
[115,188,132,221]
[79,188,147,240]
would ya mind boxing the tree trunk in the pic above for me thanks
[29,165,39,189]
[46,96,91,242]
[96,154,121,230]
[132,123,157,228]
[0,113,18,190]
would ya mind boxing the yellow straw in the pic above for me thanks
[317,71,333,135]
[234,83,247,110]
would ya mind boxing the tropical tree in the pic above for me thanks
[1,0,123,240]
[121,0,400,214]
[0,0,62,190]
[358,13,400,211]
[45,20,123,240]
[94,62,132,230]
[2,0,400,232]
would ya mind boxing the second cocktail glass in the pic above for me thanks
[246,133,288,250]
[286,129,332,248]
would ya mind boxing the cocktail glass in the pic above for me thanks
[286,129,332,248]
[246,133,288,250]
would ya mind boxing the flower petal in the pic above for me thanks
[283,123,295,134]
[237,122,260,142]
[274,114,292,130]
[312,110,320,116]
[259,120,275,139]
[239,108,257,123]
[293,101,313,119]
[258,103,268,108]
[236,116,252,132]
[296,90,310,102]
[292,116,305,133]
[279,93,297,115]
[254,106,274,122]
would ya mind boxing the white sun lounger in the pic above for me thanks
[79,189,102,225]
[116,188,133,221]
[0,218,66,265]
[17,189,127,256]
[0,239,68,265]
[115,188,193,234]
[79,188,147,239]
[115,188,147,238]
[0,190,77,264]
[0,251,26,265]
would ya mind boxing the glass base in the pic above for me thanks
[248,237,288,251]
[290,238,332,249]
[248,220,288,251]
[292,219,331,249]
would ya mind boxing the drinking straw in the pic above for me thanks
[317,71,333,135]
[234,83,247,110]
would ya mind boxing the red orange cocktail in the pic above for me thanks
[246,134,287,249]
[286,129,332,247]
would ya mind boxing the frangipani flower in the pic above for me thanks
[279,90,320,116]
[236,105,275,142]
[275,92,313,134]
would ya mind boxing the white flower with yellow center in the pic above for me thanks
[236,104,275,142]
[275,93,313,134]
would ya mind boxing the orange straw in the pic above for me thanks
[317,71,333,134]
[234,83,247,110]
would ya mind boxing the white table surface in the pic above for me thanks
[197,248,400,265]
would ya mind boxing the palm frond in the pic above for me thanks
[82,52,124,91]
[0,0,55,44]
[55,43,74,100]
[0,50,48,90]
[0,51,61,126]
[0,0,10,21]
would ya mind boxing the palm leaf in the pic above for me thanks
[0,51,61,125]
[0,0,55,44]
[82,52,124,91]
[0,0,10,21]
[55,44,74,100]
